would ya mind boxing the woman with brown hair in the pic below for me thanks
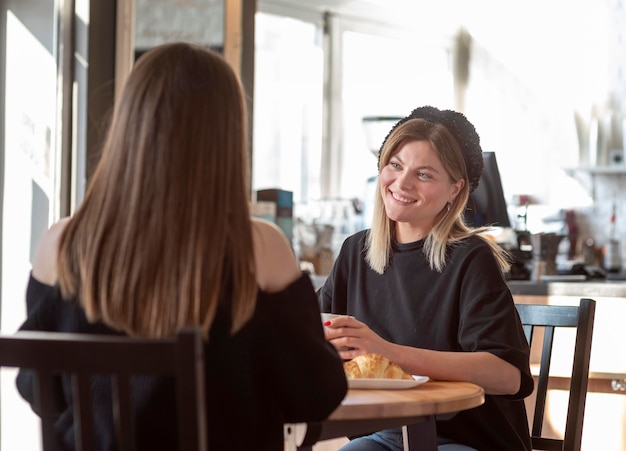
[320,106,532,450]
[17,42,346,450]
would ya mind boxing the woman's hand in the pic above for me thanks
[323,316,521,395]
[323,315,392,361]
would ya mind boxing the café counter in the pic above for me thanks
[507,278,626,451]
[507,278,626,298]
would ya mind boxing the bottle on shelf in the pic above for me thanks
[604,201,622,272]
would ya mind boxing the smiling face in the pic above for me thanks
[379,139,464,243]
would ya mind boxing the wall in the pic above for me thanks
[572,0,626,268]
[484,0,626,270]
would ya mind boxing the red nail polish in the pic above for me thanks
[323,321,331,326]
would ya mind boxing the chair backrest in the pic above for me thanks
[0,327,208,451]
[515,298,595,451]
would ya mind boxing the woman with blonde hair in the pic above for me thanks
[17,42,346,451]
[320,106,532,450]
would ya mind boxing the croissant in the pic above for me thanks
[344,353,413,380]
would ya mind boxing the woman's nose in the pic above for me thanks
[396,171,412,190]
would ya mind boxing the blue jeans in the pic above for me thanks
[338,428,477,451]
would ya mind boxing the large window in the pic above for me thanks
[253,12,324,203]
[253,10,453,205]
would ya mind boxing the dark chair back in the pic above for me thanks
[0,327,208,451]
[515,298,596,451]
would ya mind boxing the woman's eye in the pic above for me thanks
[417,172,432,180]
[390,162,400,169]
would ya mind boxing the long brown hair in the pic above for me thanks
[57,42,257,338]
[366,118,511,273]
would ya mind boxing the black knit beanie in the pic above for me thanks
[378,105,484,193]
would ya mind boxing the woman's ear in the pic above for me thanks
[449,178,465,202]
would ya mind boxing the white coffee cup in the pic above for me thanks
[320,313,353,352]
[320,313,345,323]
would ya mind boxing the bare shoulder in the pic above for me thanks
[251,219,291,249]
[251,218,301,293]
[32,217,71,285]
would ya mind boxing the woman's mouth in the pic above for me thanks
[390,191,416,204]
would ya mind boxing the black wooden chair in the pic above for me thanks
[0,327,208,451]
[516,298,596,451]
[402,298,596,451]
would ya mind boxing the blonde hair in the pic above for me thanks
[57,42,257,338]
[366,119,511,274]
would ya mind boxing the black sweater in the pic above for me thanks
[319,230,533,451]
[17,273,347,451]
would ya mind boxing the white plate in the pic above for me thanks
[348,375,429,390]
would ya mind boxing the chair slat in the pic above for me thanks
[35,370,60,451]
[175,328,208,451]
[532,325,555,437]
[563,298,595,451]
[72,372,95,451]
[111,374,134,451]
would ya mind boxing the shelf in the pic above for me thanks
[562,166,626,201]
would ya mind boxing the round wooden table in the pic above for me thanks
[285,380,485,450]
